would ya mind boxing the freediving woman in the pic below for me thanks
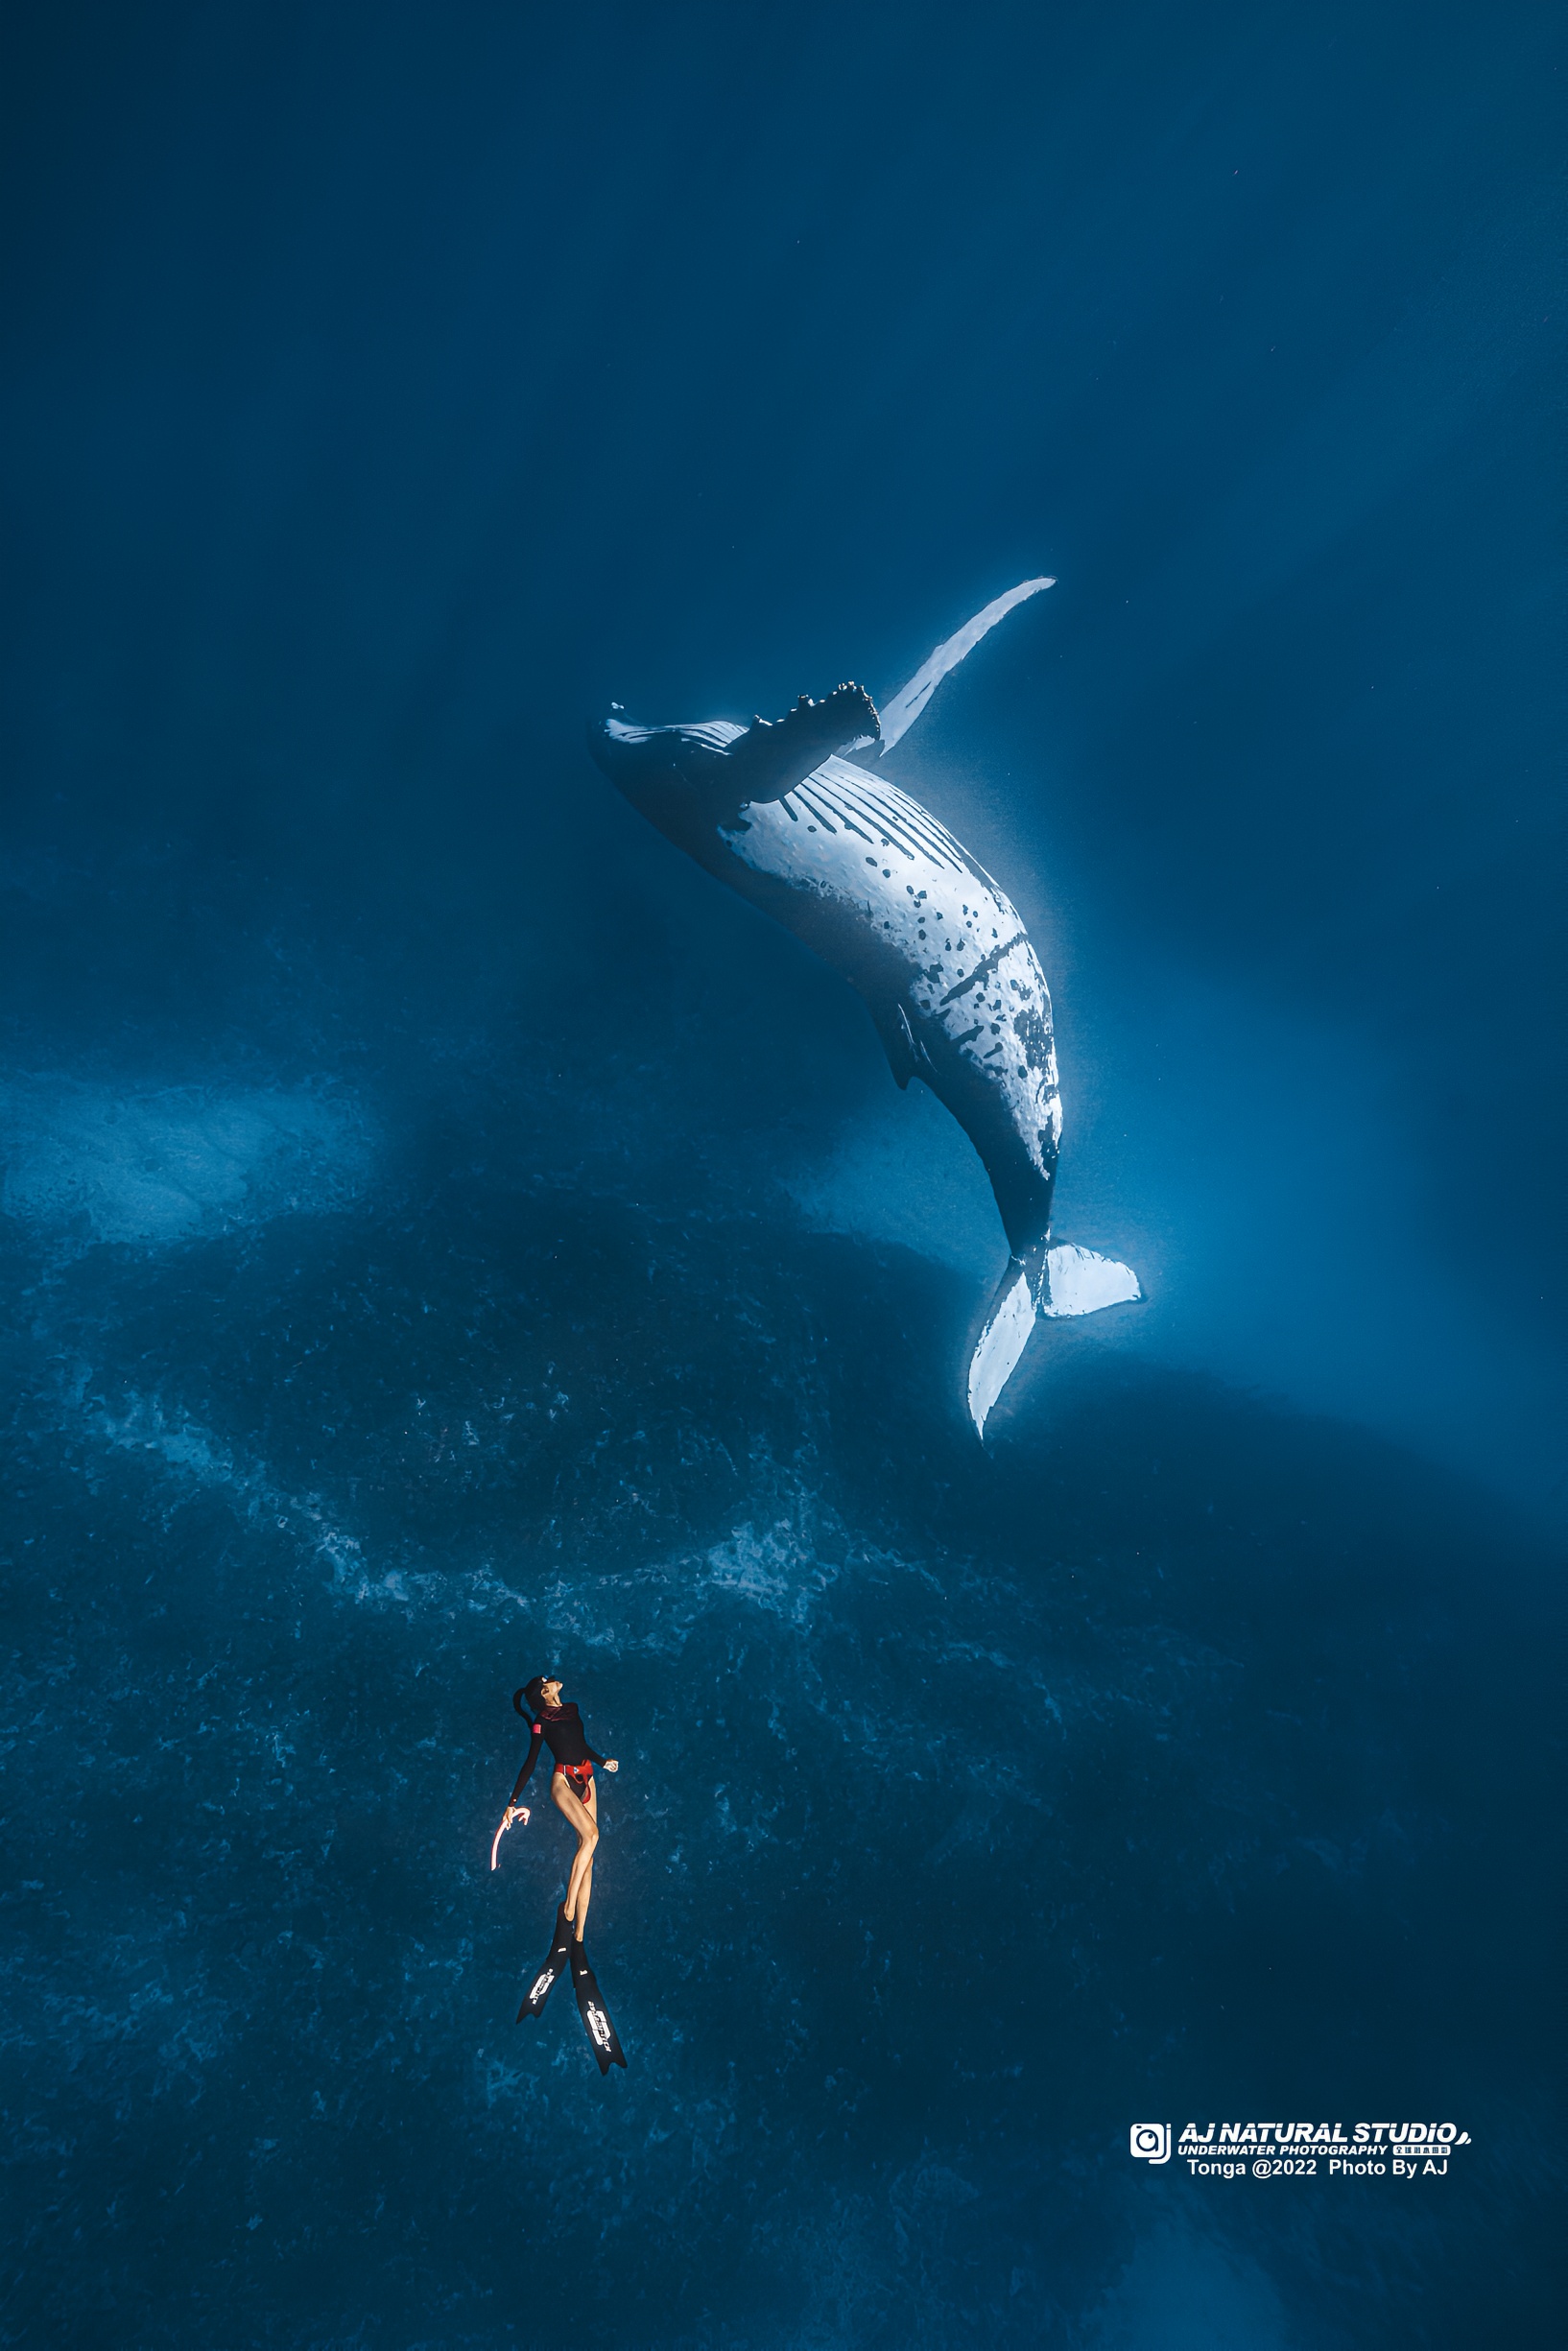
[491,1673,627,2070]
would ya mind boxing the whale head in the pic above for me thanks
[589,683,880,845]
[722,682,882,795]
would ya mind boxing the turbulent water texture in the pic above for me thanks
[1,964,1560,2346]
[0,1077,371,1251]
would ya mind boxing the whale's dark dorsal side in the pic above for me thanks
[589,582,1140,1431]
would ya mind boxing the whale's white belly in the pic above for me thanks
[721,755,1061,1167]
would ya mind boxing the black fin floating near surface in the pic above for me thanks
[517,1904,574,2024]
[569,1937,628,2074]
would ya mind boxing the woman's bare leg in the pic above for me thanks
[569,1785,599,1939]
[567,1786,599,1936]
[551,1774,599,1931]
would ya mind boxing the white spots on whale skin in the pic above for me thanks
[0,1078,373,1250]
[721,757,1061,1176]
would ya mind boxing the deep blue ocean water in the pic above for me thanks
[2,5,1564,2344]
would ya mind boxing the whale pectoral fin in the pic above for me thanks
[879,1011,915,1090]
[876,579,1056,755]
[967,1257,1038,1437]
[868,1001,934,1091]
[1038,1244,1142,1319]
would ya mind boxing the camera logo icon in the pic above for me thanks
[1129,2124,1172,2164]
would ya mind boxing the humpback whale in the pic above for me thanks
[588,581,1141,1432]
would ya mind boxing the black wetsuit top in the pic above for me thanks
[510,1700,606,1803]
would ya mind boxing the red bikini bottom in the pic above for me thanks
[554,1762,594,1806]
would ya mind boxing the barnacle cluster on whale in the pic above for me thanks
[589,581,1140,1430]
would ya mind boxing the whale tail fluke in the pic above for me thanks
[967,1256,1036,1435]
[967,1244,1143,1436]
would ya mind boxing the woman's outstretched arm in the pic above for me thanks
[509,1698,544,1806]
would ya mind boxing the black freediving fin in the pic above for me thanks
[568,1936,628,2074]
[517,1903,574,2024]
